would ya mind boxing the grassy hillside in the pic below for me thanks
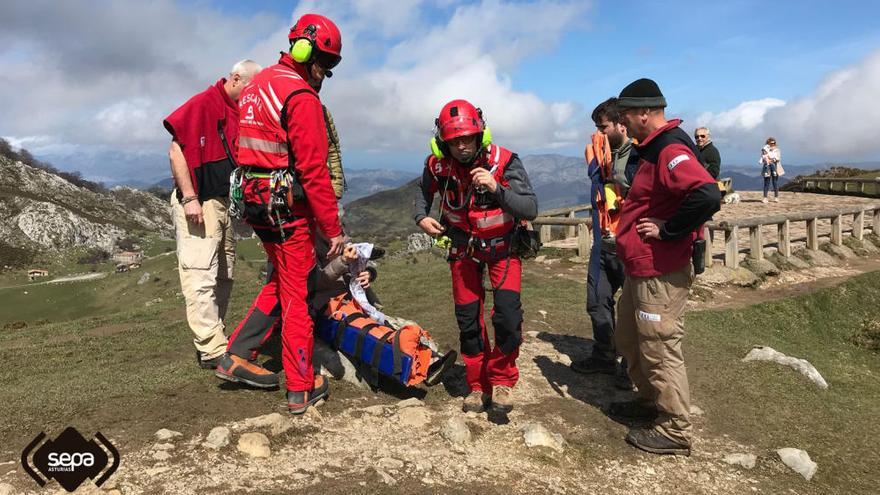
[1,242,879,493]
[344,178,423,243]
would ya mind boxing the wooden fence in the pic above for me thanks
[799,177,880,196]
[531,204,592,258]
[705,204,880,267]
[530,202,880,267]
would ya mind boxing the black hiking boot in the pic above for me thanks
[613,364,634,391]
[606,399,658,422]
[196,351,223,370]
[571,356,617,375]
[215,353,280,389]
[425,350,457,387]
[287,376,329,415]
[625,427,691,456]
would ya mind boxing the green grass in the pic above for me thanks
[1,245,879,493]
[686,271,880,493]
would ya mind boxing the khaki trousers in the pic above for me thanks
[615,264,694,445]
[171,193,235,360]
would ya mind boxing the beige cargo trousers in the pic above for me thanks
[615,264,694,446]
[170,193,235,360]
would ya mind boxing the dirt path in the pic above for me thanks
[0,272,107,290]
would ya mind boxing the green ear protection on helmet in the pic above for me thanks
[429,128,491,159]
[429,108,492,160]
[290,24,318,63]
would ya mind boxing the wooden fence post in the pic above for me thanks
[778,220,791,258]
[540,224,552,244]
[854,210,865,241]
[806,218,819,250]
[749,226,763,260]
[567,211,576,238]
[577,223,590,259]
[873,208,880,235]
[831,214,843,246]
[725,227,738,267]
[703,226,712,265]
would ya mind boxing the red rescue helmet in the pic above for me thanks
[288,13,342,69]
[436,99,484,141]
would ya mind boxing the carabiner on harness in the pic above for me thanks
[228,168,245,219]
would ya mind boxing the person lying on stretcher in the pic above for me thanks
[312,241,457,387]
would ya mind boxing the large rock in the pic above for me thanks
[742,258,780,278]
[242,413,293,436]
[797,248,838,267]
[397,407,432,428]
[154,428,182,441]
[697,265,760,287]
[313,339,369,389]
[406,232,433,253]
[723,453,757,469]
[15,201,125,251]
[772,254,810,270]
[396,398,424,409]
[203,426,231,449]
[823,243,856,259]
[777,448,817,481]
[742,346,828,389]
[521,423,565,453]
[440,416,472,445]
[237,432,271,458]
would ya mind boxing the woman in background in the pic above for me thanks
[761,137,782,203]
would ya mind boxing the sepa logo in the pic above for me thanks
[22,427,119,492]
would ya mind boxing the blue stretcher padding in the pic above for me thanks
[316,317,412,385]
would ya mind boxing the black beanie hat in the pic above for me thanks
[617,78,667,108]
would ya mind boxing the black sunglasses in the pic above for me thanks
[315,51,341,71]
[695,134,707,138]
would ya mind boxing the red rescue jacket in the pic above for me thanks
[426,144,516,240]
[236,53,341,238]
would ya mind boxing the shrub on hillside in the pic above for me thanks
[116,236,140,252]
[78,248,109,265]
[850,318,880,352]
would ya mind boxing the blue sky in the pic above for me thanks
[1,0,879,184]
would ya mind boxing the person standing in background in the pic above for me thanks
[761,137,782,203]
[694,127,720,179]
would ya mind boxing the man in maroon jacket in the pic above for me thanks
[610,78,721,456]
[164,59,261,370]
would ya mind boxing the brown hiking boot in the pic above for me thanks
[490,385,514,414]
[287,375,329,415]
[215,353,279,389]
[462,390,491,413]
[625,427,691,456]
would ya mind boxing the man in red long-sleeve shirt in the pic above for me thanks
[227,13,344,414]
[610,78,721,456]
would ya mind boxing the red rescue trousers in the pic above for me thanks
[450,255,523,393]
[228,210,317,392]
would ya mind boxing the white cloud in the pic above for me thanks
[322,0,591,153]
[0,0,590,181]
[696,49,880,159]
[697,98,785,131]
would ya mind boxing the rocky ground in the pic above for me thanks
[3,191,879,494]
[18,331,776,495]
